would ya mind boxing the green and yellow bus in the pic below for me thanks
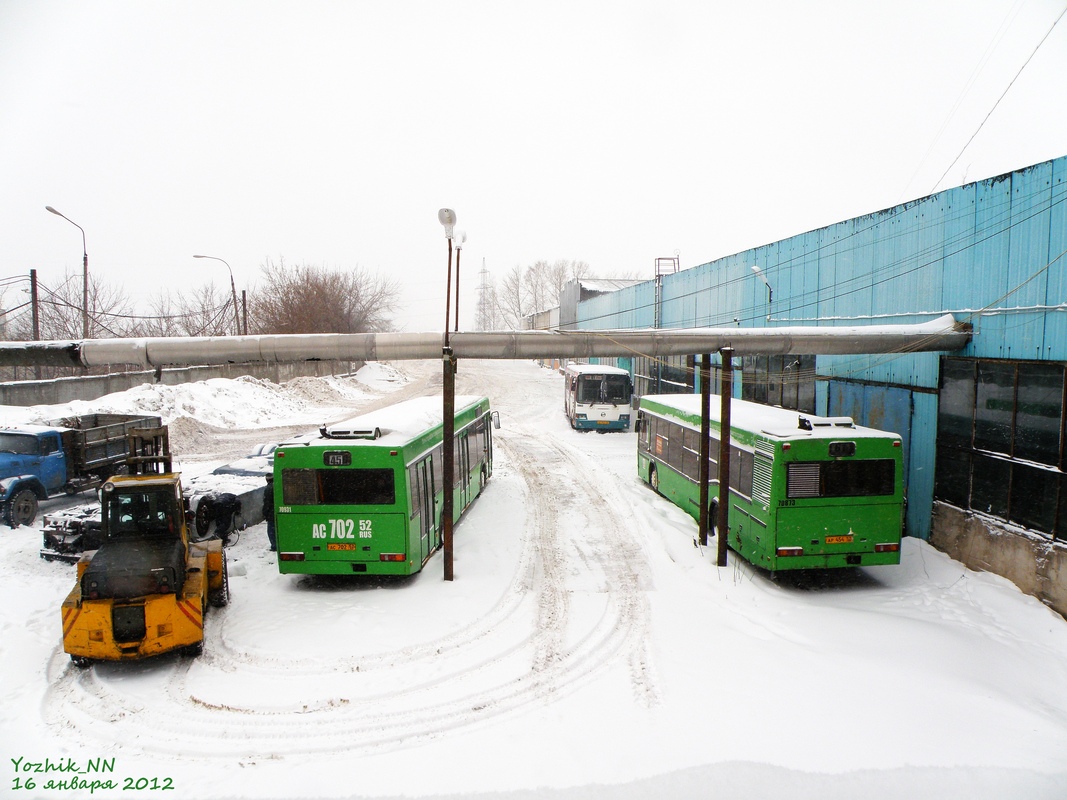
[637,394,904,571]
[274,396,496,576]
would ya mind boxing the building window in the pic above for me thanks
[741,354,816,413]
[935,357,1066,539]
[633,355,695,398]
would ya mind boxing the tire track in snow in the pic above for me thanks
[41,418,656,759]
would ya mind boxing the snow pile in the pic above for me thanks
[2,363,408,432]
[352,361,411,392]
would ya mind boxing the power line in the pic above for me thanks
[931,4,1067,193]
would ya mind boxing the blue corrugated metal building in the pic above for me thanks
[572,155,1067,614]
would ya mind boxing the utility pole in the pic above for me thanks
[716,347,734,567]
[697,353,712,547]
[30,270,41,380]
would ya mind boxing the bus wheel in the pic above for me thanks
[649,465,660,494]
[708,503,718,537]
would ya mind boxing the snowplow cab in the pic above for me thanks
[62,474,229,667]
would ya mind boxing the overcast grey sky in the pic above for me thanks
[1,0,1065,332]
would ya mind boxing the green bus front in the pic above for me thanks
[735,436,905,571]
[274,446,418,576]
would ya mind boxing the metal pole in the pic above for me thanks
[444,238,453,346]
[442,347,456,581]
[228,271,241,337]
[716,347,734,567]
[698,353,711,547]
[82,250,89,339]
[30,270,41,380]
[454,245,461,332]
[241,290,248,335]
[44,206,88,339]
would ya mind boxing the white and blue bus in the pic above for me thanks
[562,363,634,432]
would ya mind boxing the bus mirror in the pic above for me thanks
[634,418,644,433]
[491,411,501,430]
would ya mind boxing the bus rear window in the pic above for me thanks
[282,468,396,506]
[787,459,895,498]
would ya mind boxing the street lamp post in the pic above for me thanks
[193,255,242,336]
[751,265,773,320]
[438,208,457,581]
[453,230,466,333]
[45,206,88,339]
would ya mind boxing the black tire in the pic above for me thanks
[192,497,216,542]
[182,641,204,658]
[71,655,92,669]
[209,555,230,608]
[3,489,38,528]
[649,465,660,494]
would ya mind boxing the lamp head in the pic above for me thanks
[438,208,457,239]
[455,230,467,250]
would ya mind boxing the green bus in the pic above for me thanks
[274,396,496,576]
[636,394,904,571]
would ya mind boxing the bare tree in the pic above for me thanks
[249,259,399,335]
[37,269,136,339]
[177,283,236,337]
[496,265,530,329]
[495,259,594,328]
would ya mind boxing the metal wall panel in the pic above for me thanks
[1044,160,1067,360]
[1006,161,1054,359]
[970,171,1015,357]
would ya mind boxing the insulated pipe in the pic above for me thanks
[0,315,971,369]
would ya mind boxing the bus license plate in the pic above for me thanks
[327,543,358,551]
[825,535,853,545]
[597,420,609,425]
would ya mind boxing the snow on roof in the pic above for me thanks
[579,278,645,294]
[0,423,65,434]
[564,363,630,376]
[314,395,486,447]
[640,393,898,440]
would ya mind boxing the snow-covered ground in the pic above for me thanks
[2,360,1066,800]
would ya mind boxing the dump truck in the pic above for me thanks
[0,413,163,528]
[61,472,229,667]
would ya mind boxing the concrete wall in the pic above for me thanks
[931,502,1067,618]
[0,360,361,407]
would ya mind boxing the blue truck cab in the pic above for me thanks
[0,426,70,527]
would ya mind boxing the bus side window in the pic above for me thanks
[431,447,444,498]
[682,427,699,480]
[408,463,421,519]
[666,421,683,470]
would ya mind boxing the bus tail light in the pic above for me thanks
[279,552,305,561]
[874,543,900,553]
[379,553,406,562]
[776,547,804,557]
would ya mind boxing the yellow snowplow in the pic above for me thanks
[61,473,228,667]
